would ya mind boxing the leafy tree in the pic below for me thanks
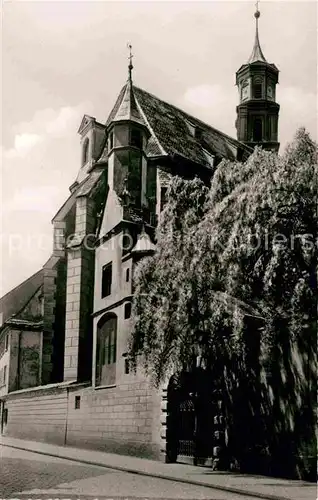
[128,128,317,478]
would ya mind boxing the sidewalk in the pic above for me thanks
[0,436,315,500]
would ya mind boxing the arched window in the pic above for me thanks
[253,77,263,99]
[96,313,117,386]
[253,117,263,142]
[82,138,89,166]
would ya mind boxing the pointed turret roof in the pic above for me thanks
[111,80,146,127]
[110,47,147,128]
[247,8,267,64]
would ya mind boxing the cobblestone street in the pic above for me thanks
[0,446,254,500]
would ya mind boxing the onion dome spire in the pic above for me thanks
[247,2,267,64]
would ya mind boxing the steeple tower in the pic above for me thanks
[235,4,280,152]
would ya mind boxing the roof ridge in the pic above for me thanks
[134,85,252,151]
[134,93,167,156]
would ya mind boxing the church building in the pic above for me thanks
[0,8,280,462]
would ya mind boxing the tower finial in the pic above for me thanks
[255,1,260,19]
[247,0,267,63]
[127,43,133,82]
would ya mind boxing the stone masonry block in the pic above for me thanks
[68,257,82,269]
[73,284,81,294]
[67,311,79,320]
[64,328,78,337]
[71,337,79,347]
[68,275,81,285]
[64,356,71,368]
[65,320,73,330]
[65,337,72,348]
[66,293,80,303]
[64,346,78,356]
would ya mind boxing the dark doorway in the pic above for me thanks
[166,368,218,466]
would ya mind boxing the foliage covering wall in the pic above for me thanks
[128,129,317,479]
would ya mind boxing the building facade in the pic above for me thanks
[0,9,280,462]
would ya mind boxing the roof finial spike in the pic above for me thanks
[247,0,267,64]
[127,43,133,82]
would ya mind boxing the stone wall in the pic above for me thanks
[67,380,162,458]
[3,380,163,459]
[4,387,68,445]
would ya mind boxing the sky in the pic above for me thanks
[1,0,317,297]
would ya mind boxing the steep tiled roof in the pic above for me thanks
[0,270,43,323]
[135,87,252,164]
[75,169,104,197]
[104,85,252,167]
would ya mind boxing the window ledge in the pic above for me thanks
[94,384,116,391]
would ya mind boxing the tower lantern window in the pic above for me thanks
[253,79,263,99]
[130,128,142,149]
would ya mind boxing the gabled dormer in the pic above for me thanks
[74,115,106,186]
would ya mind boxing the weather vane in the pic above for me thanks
[127,43,133,81]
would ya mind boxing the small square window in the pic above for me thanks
[75,395,81,409]
[124,303,132,319]
[102,263,112,298]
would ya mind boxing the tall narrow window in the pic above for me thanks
[267,116,272,141]
[160,187,168,212]
[126,268,130,282]
[4,334,8,351]
[101,263,112,298]
[124,302,132,319]
[253,118,263,142]
[3,366,7,385]
[128,150,142,207]
[109,131,114,150]
[96,314,117,386]
[82,138,89,165]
